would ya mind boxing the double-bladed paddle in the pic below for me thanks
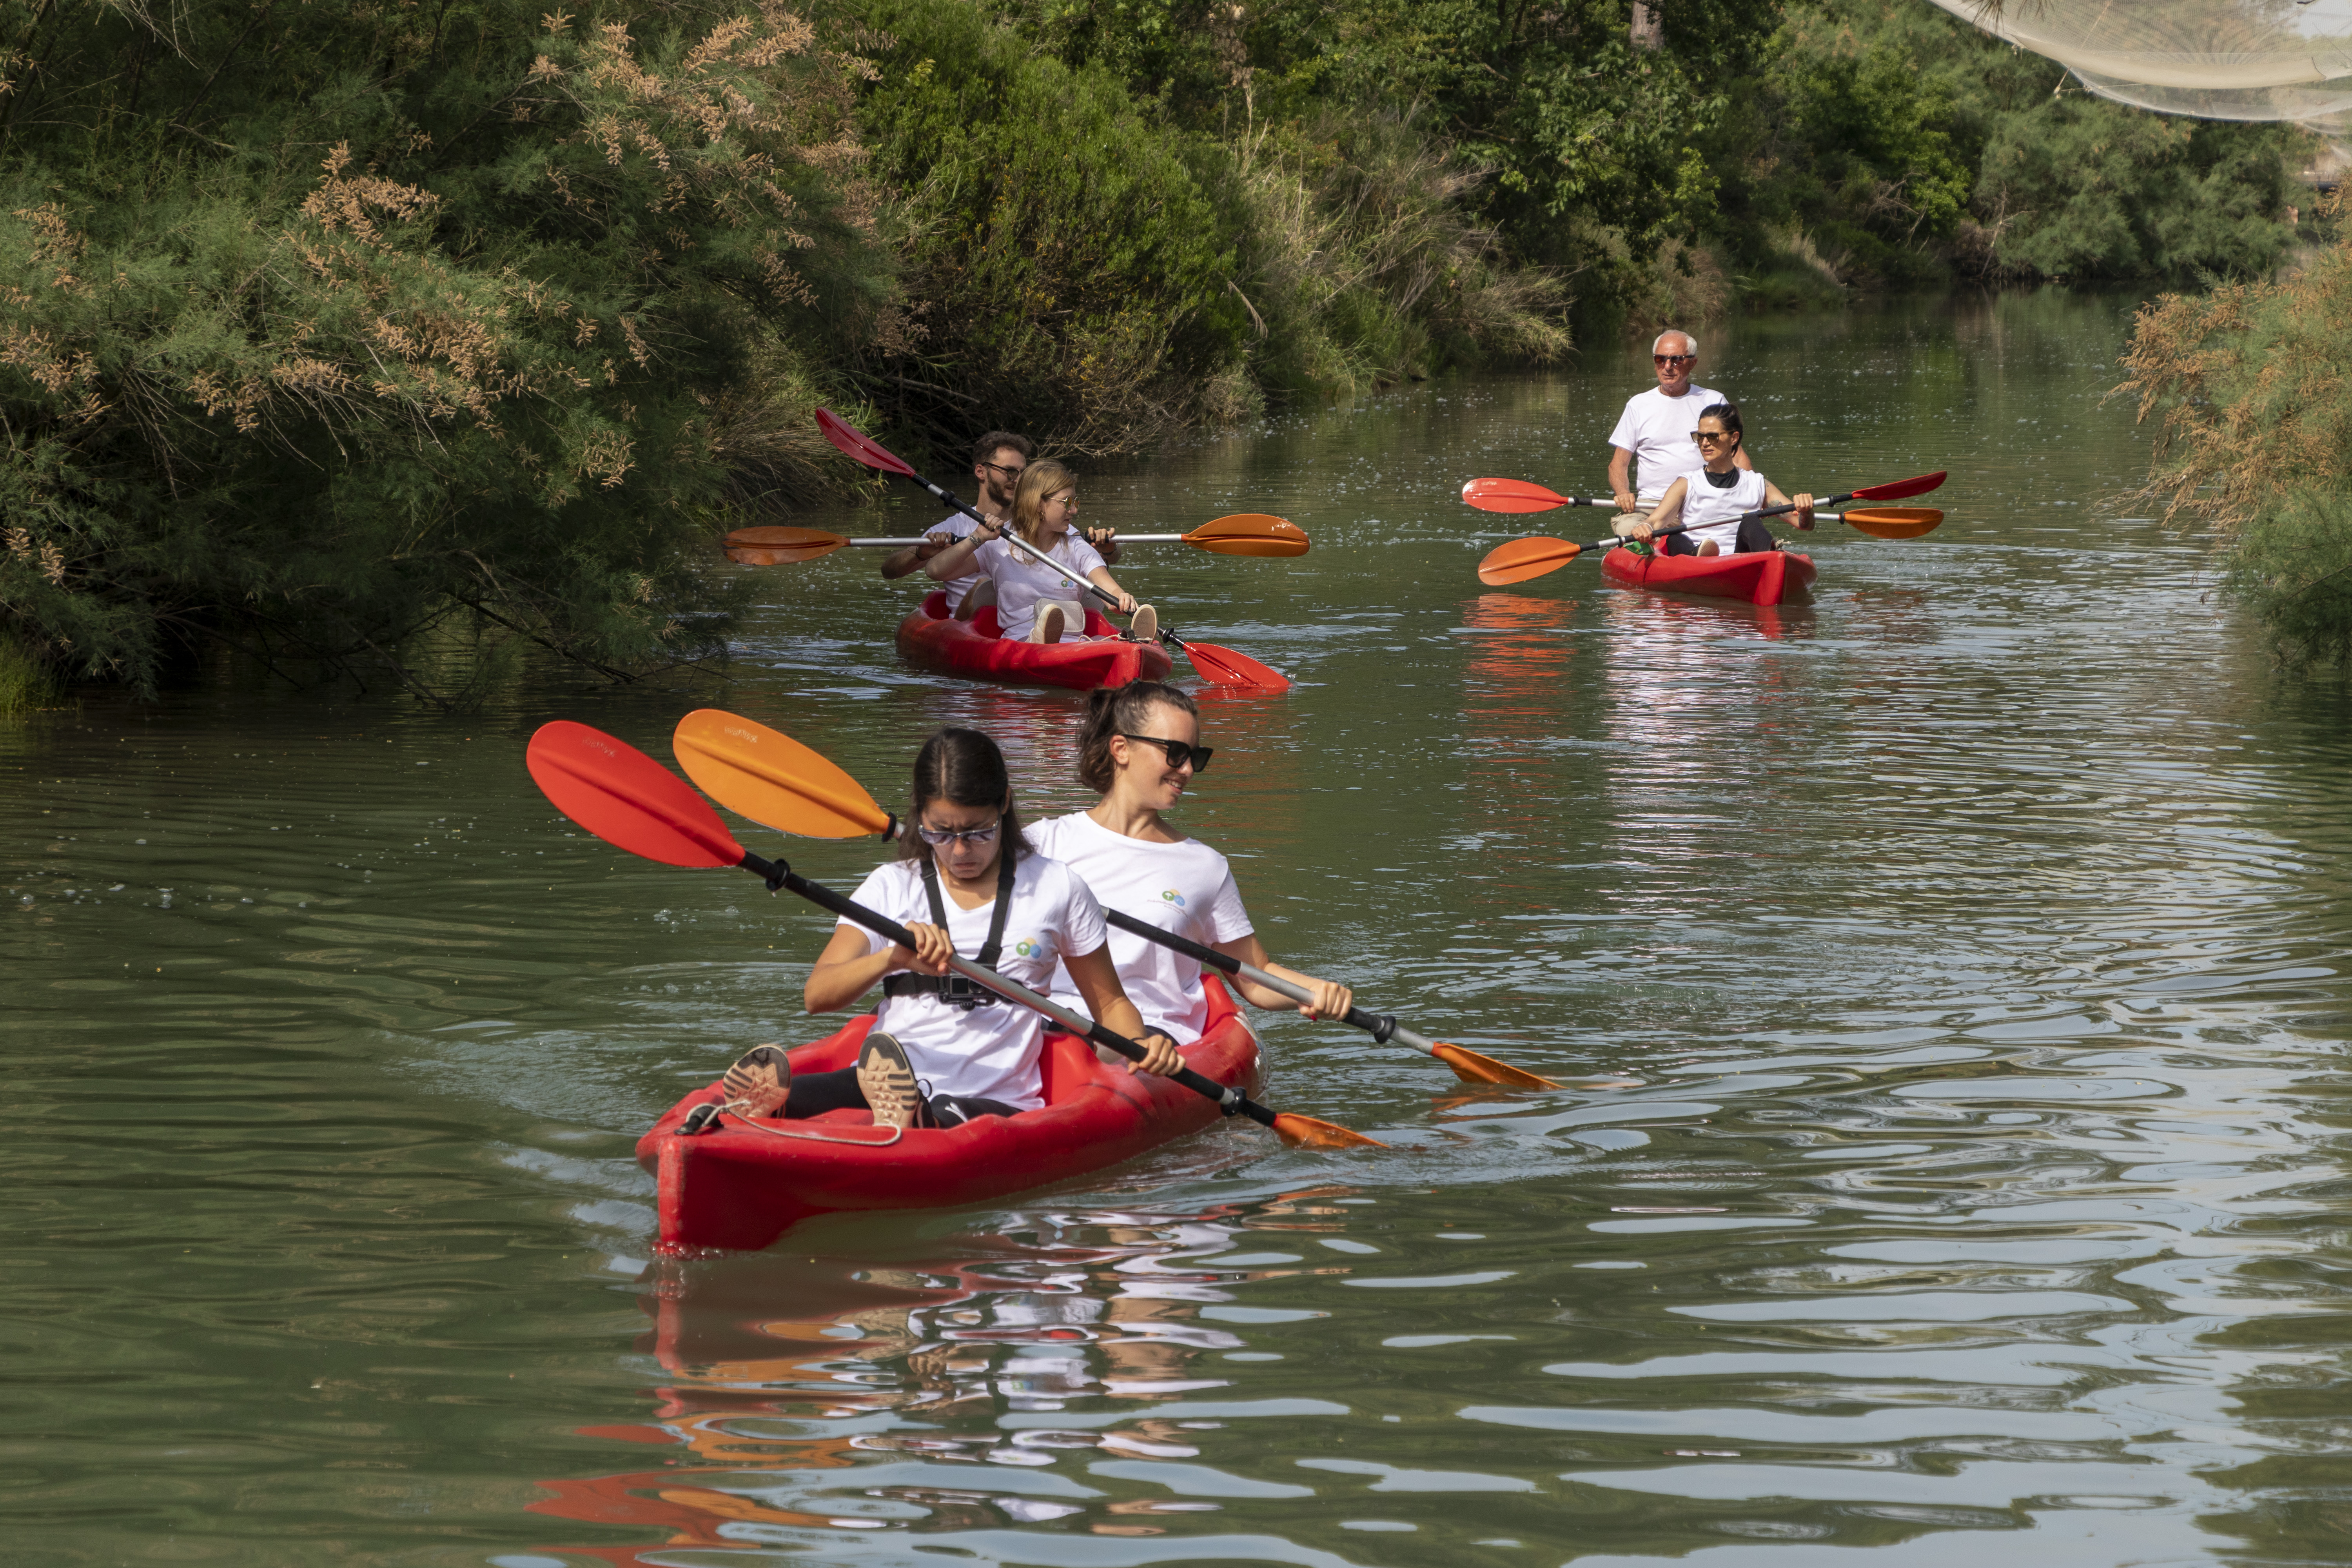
[668,707,1556,1089]
[527,720,1379,1149]
[722,514,1309,568]
[814,409,1291,690]
[1473,472,1948,587]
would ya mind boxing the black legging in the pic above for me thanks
[784,1067,1020,1129]
[1663,515,1778,556]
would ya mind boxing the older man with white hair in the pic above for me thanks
[1606,329,1752,515]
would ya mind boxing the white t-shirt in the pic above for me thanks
[1607,383,1729,502]
[977,532,1105,639]
[842,851,1108,1110]
[1028,810,1254,1042]
[1670,467,1770,554]
[934,511,987,612]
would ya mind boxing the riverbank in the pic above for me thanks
[0,0,2308,700]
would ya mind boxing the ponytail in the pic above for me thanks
[1078,680,1199,794]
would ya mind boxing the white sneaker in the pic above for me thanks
[1129,604,1159,642]
[1034,605,1066,644]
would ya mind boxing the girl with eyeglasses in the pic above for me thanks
[1622,402,1814,558]
[1026,681,1354,1047]
[719,727,1183,1130]
[926,459,1159,646]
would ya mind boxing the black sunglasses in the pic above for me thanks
[1120,734,1212,773]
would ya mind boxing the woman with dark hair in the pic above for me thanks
[1620,401,1813,558]
[720,727,1182,1129]
[1027,681,1353,1045]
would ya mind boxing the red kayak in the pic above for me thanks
[896,591,1174,691]
[1602,546,1816,607]
[637,976,1260,1254]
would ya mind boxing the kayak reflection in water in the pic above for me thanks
[1618,401,1815,559]
[1030,680,1355,1042]
[926,459,1158,646]
[720,726,1184,1130]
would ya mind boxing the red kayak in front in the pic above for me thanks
[896,591,1174,691]
[1601,546,1816,607]
[637,976,1260,1254]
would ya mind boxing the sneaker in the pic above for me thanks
[1034,604,1066,644]
[720,1044,792,1118]
[1129,603,1158,642]
[856,1031,924,1129]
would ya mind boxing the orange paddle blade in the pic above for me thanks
[1183,514,1310,557]
[526,721,746,868]
[1462,477,1572,514]
[1272,1113,1387,1150]
[722,526,849,565]
[1177,639,1290,691]
[1840,506,1943,539]
[673,710,895,839]
[1433,1042,1560,1089]
[1477,536,1581,586]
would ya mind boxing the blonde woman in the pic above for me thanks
[927,460,1156,644]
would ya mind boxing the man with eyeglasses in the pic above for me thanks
[880,430,1120,621]
[1606,329,1753,517]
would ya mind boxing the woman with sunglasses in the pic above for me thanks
[719,726,1183,1130]
[1622,402,1813,558]
[1027,681,1354,1046]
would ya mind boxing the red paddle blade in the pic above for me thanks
[1271,1113,1387,1149]
[722,526,848,565]
[1183,514,1311,557]
[815,408,917,479]
[1462,477,1571,514]
[1477,536,1581,586]
[1851,470,1946,503]
[1178,639,1289,691]
[526,721,745,869]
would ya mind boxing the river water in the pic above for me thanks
[7,290,2350,1567]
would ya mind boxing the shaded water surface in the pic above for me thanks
[7,292,2351,1566]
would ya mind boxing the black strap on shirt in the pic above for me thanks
[882,852,1016,1010]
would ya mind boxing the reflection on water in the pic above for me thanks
[7,290,2352,1565]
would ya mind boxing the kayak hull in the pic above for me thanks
[1601,546,1816,607]
[636,975,1260,1254]
[897,591,1174,691]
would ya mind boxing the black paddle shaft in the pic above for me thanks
[731,849,1281,1130]
[1098,907,1406,1045]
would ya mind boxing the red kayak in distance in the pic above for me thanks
[1601,546,1817,608]
[895,590,1175,691]
[638,976,1261,1254]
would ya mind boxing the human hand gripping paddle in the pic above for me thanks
[669,708,1557,1090]
[813,409,1292,690]
[528,719,1379,1150]
[722,515,1309,567]
[1468,471,1947,586]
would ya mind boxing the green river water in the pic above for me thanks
[7,290,2350,1567]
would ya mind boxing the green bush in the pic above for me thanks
[0,0,890,700]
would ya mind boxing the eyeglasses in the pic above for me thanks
[979,460,1026,478]
[915,817,1001,848]
[1120,735,1212,773]
[1653,354,1693,366]
[1691,430,1735,445]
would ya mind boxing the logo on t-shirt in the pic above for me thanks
[1160,889,1186,907]
[1013,937,1041,958]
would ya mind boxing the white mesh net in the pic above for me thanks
[1926,0,2352,127]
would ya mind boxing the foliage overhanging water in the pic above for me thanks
[5,290,2350,1567]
